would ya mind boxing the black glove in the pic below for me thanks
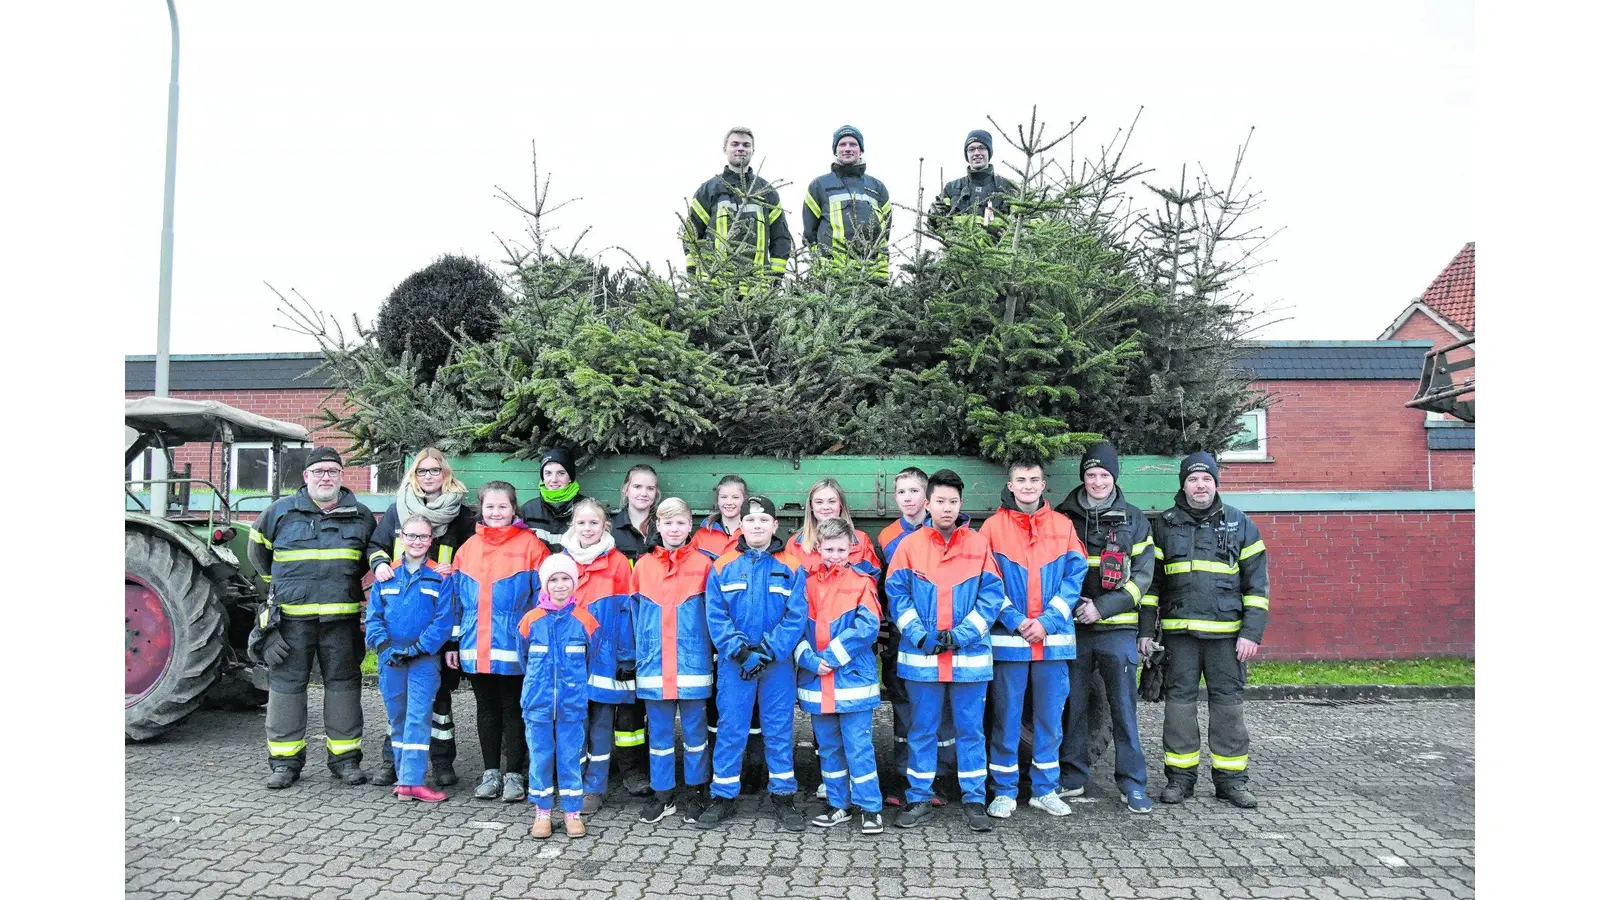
[743,657,771,681]
[262,630,291,668]
[729,643,752,665]
[1138,640,1167,703]
[385,643,422,667]
[616,666,637,683]
[935,630,955,654]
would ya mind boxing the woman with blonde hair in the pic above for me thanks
[367,447,477,788]
[611,464,660,562]
[783,477,882,577]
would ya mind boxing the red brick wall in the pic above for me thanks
[1224,379,1446,491]
[1429,449,1474,490]
[1391,309,1473,359]
[1254,510,1474,660]
[125,388,372,494]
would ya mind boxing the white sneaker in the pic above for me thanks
[1029,792,1073,817]
[986,795,1016,818]
[1057,785,1085,797]
[813,782,827,801]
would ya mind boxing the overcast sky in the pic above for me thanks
[109,0,1473,355]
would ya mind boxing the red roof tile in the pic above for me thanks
[1420,242,1474,333]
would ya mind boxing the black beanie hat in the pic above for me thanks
[740,495,778,519]
[1079,443,1120,481]
[305,446,343,469]
[539,447,576,482]
[832,125,864,153]
[1178,451,1220,486]
[964,129,993,156]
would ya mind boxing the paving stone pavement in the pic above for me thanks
[127,692,1474,899]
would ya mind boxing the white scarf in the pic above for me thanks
[394,484,465,537]
[561,530,616,566]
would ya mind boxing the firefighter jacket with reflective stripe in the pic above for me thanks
[452,523,550,675]
[794,562,882,714]
[517,601,600,723]
[928,166,1017,234]
[366,500,477,571]
[802,162,891,277]
[632,543,715,701]
[1148,495,1270,643]
[248,487,377,620]
[685,167,793,278]
[1056,486,1156,633]
[519,492,585,550]
[979,498,1087,662]
[878,514,931,567]
[365,561,454,660]
[705,539,809,666]
[886,517,1008,683]
[784,528,882,580]
[572,547,637,704]
[690,516,740,561]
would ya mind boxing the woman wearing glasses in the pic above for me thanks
[367,449,477,789]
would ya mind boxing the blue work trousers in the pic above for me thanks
[814,709,882,813]
[710,661,797,798]
[379,653,441,787]
[989,659,1068,798]
[526,717,585,813]
[882,639,956,783]
[645,698,710,792]
[905,680,987,805]
[1061,629,1148,793]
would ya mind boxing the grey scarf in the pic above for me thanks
[394,484,465,537]
[1078,486,1117,512]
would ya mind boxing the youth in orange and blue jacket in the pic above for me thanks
[517,596,599,813]
[365,560,454,788]
[783,528,882,579]
[875,512,950,787]
[979,490,1088,801]
[567,536,638,798]
[885,515,1008,806]
[794,560,883,815]
[632,542,715,795]
[705,537,808,799]
[690,514,740,560]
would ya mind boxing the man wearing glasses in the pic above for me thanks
[248,447,378,789]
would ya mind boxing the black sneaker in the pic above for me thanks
[772,793,805,833]
[639,790,678,824]
[371,764,397,787]
[681,785,708,824]
[1216,784,1258,809]
[860,811,884,834]
[895,801,935,828]
[810,806,852,828]
[264,768,299,790]
[432,762,458,787]
[962,802,993,832]
[695,796,736,829]
[1160,780,1194,804]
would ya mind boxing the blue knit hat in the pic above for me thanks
[832,125,864,153]
[964,129,993,155]
[1178,451,1220,486]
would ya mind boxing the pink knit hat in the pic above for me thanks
[538,553,580,588]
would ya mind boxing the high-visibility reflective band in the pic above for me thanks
[1243,595,1270,610]
[713,774,742,785]
[1211,753,1249,771]
[588,754,611,764]
[649,747,674,757]
[767,205,784,224]
[897,650,992,668]
[529,786,555,796]
[964,610,990,635]
[936,738,956,748]
[274,548,363,563]
[1239,540,1265,561]
[690,198,712,224]
[588,675,636,692]
[326,737,362,755]
[489,648,521,663]
[1163,560,1239,576]
[1048,597,1074,618]
[1153,546,1165,560]
[798,684,879,703]
[821,768,848,779]
[261,574,272,583]
[432,713,451,725]
[793,640,813,663]
[851,771,878,784]
[1160,618,1242,634]
[1099,612,1139,625]
[906,769,935,782]
[370,551,388,565]
[280,602,361,617]
[451,625,462,637]
[564,646,586,654]
[1164,750,1201,768]
[896,608,918,629]
[420,588,439,598]
[804,192,823,217]
[769,258,788,274]
[828,642,852,667]
[1140,593,1160,608]
[1034,760,1059,769]
[392,741,429,752]
[250,528,273,549]
[380,588,400,596]
[636,674,714,689]
[768,585,791,596]
[1123,581,1143,603]
[559,788,584,797]
[989,762,1019,773]
[957,768,986,780]
[268,739,306,757]
[613,730,646,747]
[1131,537,1154,556]
[768,770,794,781]
[437,546,453,566]
[991,634,1074,648]
[431,728,453,741]
[684,743,706,754]
[1086,556,1101,566]
[721,582,747,592]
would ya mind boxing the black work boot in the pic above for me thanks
[1216,782,1258,809]
[895,800,935,828]
[695,795,737,829]
[962,802,993,832]
[1160,779,1195,804]
[331,760,369,786]
[772,793,805,833]
[432,761,458,787]
[371,763,397,787]
[265,768,299,790]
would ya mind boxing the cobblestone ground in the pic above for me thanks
[127,693,1474,899]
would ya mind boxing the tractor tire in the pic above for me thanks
[202,647,269,711]
[1082,667,1113,766]
[126,529,226,741]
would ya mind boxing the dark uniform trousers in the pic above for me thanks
[1161,632,1250,788]
[266,616,365,772]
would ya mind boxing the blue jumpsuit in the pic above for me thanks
[518,600,600,813]
[704,540,808,799]
[365,562,455,787]
[795,562,883,814]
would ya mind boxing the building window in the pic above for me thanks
[371,458,405,494]
[127,449,157,490]
[1220,409,1268,462]
[231,442,312,493]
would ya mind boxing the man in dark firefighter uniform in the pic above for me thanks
[1146,452,1269,809]
[248,447,378,789]
[684,126,793,290]
[926,129,1016,239]
[802,125,891,281]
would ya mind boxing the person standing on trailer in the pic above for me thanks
[802,125,892,281]
[683,126,793,289]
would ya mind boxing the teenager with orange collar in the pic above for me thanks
[784,478,882,578]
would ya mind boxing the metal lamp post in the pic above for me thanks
[152,0,180,514]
